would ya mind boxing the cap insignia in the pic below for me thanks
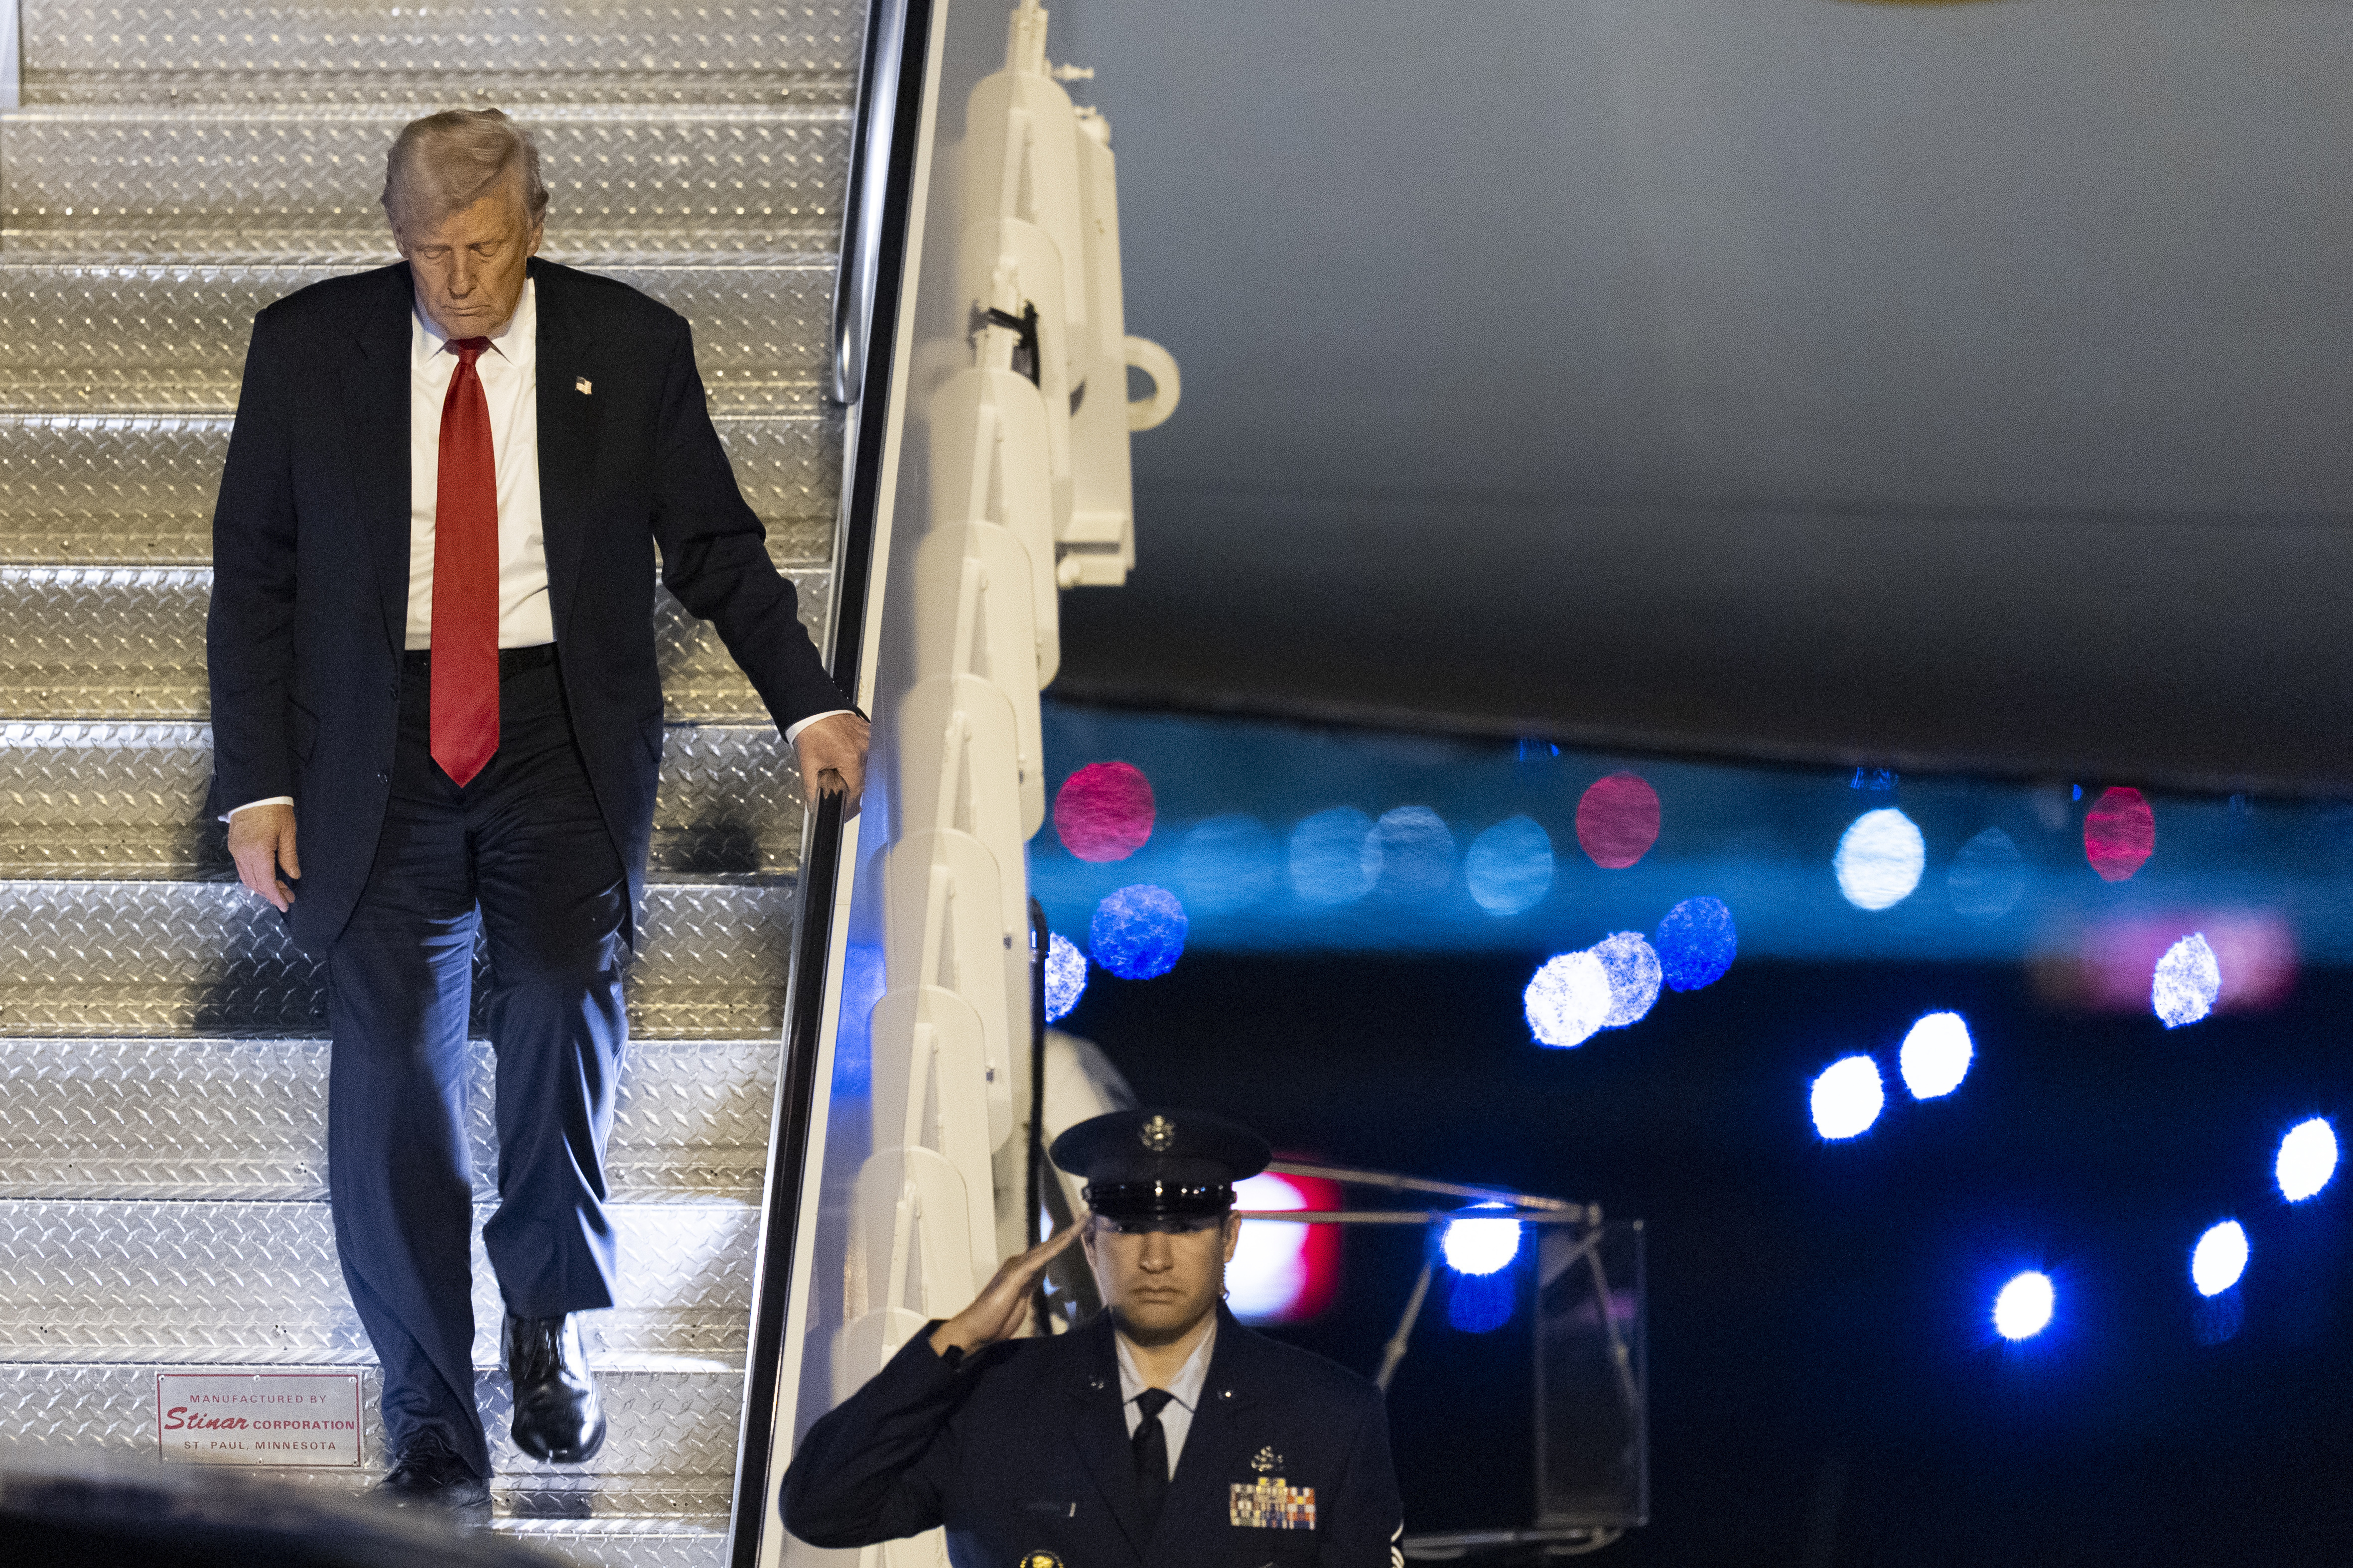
[1139,1114,1176,1153]
[1251,1445,1282,1473]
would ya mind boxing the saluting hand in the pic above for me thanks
[793,711,871,820]
[227,801,301,913]
[928,1225,1084,1360]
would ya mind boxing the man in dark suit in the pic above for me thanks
[783,1109,1406,1566]
[206,107,868,1510]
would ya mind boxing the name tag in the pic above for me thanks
[1230,1477,1317,1530]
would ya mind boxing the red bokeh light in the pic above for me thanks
[1054,762,1156,863]
[2083,786,2155,882]
[1575,773,1661,869]
[1229,1170,1344,1324]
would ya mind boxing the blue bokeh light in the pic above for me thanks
[1655,897,1737,991]
[1289,807,1376,905]
[1810,1055,1885,1140]
[1993,1272,2055,1340]
[1089,884,1188,980]
[1465,815,1554,915]
[1948,827,2025,919]
[1043,931,1087,1021]
[2276,1117,2339,1202]
[1366,805,1457,896]
[2191,1220,2248,1298]
[1447,1268,1515,1333]
[1899,1012,1973,1100]
[1442,1203,1522,1276]
[1177,812,1280,914]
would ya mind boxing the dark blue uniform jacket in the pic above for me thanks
[784,1307,1405,1568]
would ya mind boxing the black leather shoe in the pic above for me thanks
[505,1311,607,1464]
[376,1429,491,1519]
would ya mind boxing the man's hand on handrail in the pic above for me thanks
[793,711,872,819]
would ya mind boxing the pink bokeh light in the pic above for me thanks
[2035,910,2295,1015]
[1576,773,1661,870]
[1053,762,1157,862]
[2083,786,2155,882]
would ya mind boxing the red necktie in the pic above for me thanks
[431,337,500,787]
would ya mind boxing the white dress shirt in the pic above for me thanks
[224,278,845,820]
[1115,1319,1217,1479]
[407,277,554,650]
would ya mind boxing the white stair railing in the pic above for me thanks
[804,2,1176,1563]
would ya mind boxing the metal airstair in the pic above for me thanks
[0,3,862,1560]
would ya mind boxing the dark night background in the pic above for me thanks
[1057,948,2353,1564]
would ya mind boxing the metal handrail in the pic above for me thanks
[726,0,938,1556]
[1268,1158,1595,1219]
[828,0,909,404]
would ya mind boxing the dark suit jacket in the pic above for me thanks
[783,1307,1405,1568]
[206,257,847,954]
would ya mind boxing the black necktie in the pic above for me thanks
[1132,1387,1176,1524]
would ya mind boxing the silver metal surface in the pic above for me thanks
[498,1526,725,1568]
[0,1362,746,1500]
[0,721,803,879]
[0,413,836,561]
[0,1198,755,1365]
[0,266,839,415]
[0,880,794,1037]
[0,565,829,721]
[20,0,862,106]
[0,0,854,1554]
[0,105,850,263]
[0,1037,779,1200]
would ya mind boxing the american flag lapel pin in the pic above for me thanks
[575,377,592,395]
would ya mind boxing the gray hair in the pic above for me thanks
[381,108,551,237]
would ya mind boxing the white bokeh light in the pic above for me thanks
[1835,808,1926,912]
[1899,1012,1973,1100]
[1810,1055,1885,1140]
[1043,932,1087,1022]
[1442,1203,1522,1277]
[1993,1271,2055,1339]
[2276,1118,2339,1203]
[1524,951,1612,1048]
[1592,932,1663,1029]
[2152,933,2221,1029]
[1226,1173,1312,1320]
[2191,1220,2248,1298]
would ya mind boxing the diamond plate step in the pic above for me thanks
[0,1198,754,1365]
[0,565,826,723]
[21,0,861,107]
[0,721,803,880]
[0,412,837,560]
[0,879,792,1037]
[499,1524,724,1568]
[0,265,838,415]
[0,1362,742,1506]
[0,1037,777,1200]
[0,105,849,263]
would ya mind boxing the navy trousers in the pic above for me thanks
[326,652,630,1479]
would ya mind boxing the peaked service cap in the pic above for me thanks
[1049,1108,1273,1220]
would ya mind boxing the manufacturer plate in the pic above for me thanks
[156,1372,363,1466]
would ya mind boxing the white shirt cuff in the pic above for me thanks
[785,709,856,745]
[221,796,294,824]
